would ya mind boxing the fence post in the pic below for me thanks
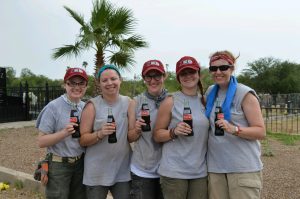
[19,82,23,98]
[25,81,30,121]
[45,82,49,105]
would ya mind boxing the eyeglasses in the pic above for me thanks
[144,74,163,82]
[66,81,87,88]
[209,65,233,72]
[179,70,197,77]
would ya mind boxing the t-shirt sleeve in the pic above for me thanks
[36,105,56,134]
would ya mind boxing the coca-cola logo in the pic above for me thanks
[70,117,78,123]
[141,110,150,116]
[183,114,192,120]
[217,113,224,120]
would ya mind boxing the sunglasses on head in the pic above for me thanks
[209,65,233,72]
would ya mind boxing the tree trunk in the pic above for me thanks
[93,51,105,96]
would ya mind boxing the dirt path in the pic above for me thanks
[0,127,300,198]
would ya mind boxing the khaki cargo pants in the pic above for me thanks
[208,171,262,199]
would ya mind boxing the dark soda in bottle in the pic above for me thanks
[183,99,194,136]
[70,108,80,138]
[215,98,224,136]
[107,107,117,143]
[141,97,151,132]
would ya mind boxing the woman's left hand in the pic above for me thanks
[215,119,235,134]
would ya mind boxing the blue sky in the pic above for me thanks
[1,0,299,80]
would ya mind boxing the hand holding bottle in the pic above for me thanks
[173,122,193,136]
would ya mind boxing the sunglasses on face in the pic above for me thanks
[209,65,233,72]
[179,69,197,77]
[144,74,163,82]
[66,81,87,88]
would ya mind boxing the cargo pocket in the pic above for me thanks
[238,178,262,189]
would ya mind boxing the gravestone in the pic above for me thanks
[0,67,7,106]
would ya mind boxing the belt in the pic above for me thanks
[51,153,83,164]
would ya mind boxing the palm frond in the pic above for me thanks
[108,7,135,35]
[90,0,113,30]
[52,42,83,59]
[108,51,135,70]
[64,6,85,27]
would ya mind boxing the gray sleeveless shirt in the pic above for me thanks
[83,95,132,186]
[130,93,162,178]
[158,91,209,179]
[206,83,263,173]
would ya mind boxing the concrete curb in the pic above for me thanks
[0,166,44,193]
[0,120,36,130]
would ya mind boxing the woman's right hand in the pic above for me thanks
[174,122,192,136]
[135,118,145,133]
[64,123,77,136]
[100,122,116,136]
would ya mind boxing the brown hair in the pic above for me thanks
[197,71,206,107]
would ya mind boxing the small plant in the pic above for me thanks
[261,139,274,157]
[14,180,24,190]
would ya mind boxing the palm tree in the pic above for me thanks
[82,61,88,70]
[52,0,148,93]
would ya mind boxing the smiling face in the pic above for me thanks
[209,59,234,89]
[64,76,87,102]
[178,68,199,90]
[99,69,121,96]
[143,69,166,96]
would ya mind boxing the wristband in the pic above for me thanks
[169,128,178,139]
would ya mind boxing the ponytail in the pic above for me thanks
[198,71,206,107]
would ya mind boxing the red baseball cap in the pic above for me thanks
[64,67,88,82]
[176,56,200,76]
[142,60,165,76]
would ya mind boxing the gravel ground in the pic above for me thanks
[0,126,300,198]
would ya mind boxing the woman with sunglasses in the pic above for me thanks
[205,50,266,199]
[128,60,168,199]
[154,56,209,199]
[36,67,88,199]
[80,65,133,199]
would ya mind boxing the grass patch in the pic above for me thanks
[261,139,274,157]
[267,131,300,145]
[14,180,24,190]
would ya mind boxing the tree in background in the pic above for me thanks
[238,57,300,94]
[52,0,148,94]
[82,61,88,70]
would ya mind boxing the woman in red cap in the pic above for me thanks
[205,50,265,199]
[36,67,88,199]
[128,59,168,199]
[154,56,209,199]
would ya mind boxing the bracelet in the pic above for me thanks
[96,131,102,141]
[233,126,241,136]
[169,128,178,139]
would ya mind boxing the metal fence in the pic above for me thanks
[259,93,300,109]
[0,82,64,123]
[262,107,300,134]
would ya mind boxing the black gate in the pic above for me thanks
[0,82,64,123]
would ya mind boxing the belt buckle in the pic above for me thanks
[68,158,76,164]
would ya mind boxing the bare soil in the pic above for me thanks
[0,126,300,199]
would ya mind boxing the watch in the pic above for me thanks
[233,126,240,136]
